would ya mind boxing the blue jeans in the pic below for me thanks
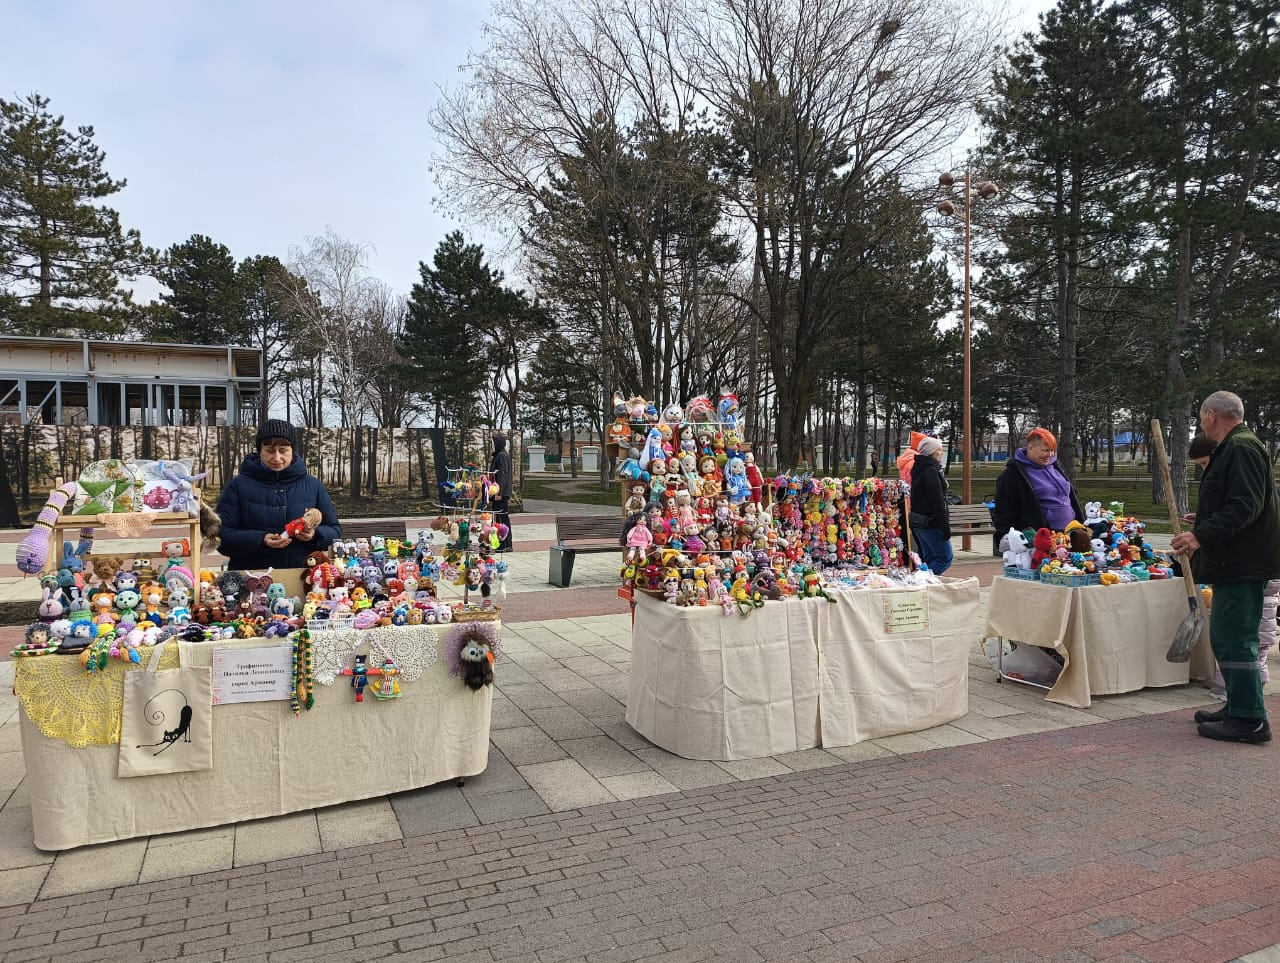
[913,528,953,576]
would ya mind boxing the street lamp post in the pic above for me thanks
[937,171,997,550]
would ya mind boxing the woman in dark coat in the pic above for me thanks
[909,437,953,575]
[489,435,513,552]
[216,420,341,570]
[991,426,1084,537]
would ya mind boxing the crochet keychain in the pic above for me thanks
[290,629,314,714]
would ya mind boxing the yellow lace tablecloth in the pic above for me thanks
[14,644,180,748]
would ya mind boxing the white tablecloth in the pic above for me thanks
[983,576,1213,707]
[626,579,980,760]
[17,629,493,850]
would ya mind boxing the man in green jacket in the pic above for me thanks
[1172,391,1280,744]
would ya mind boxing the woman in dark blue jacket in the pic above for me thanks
[216,420,341,570]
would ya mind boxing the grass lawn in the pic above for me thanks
[520,474,621,507]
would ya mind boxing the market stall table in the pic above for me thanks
[626,578,980,760]
[983,576,1214,708]
[15,625,494,850]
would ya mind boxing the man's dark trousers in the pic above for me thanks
[1213,581,1266,719]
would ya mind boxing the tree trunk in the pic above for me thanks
[0,427,22,527]
[20,422,32,509]
[415,431,431,498]
[569,416,577,479]
[349,426,363,499]
[367,427,379,496]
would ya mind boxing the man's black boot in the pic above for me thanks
[1194,706,1227,724]
[1197,716,1272,744]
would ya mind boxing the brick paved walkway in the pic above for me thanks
[4,503,1277,961]
[3,700,1280,962]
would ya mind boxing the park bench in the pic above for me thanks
[548,514,621,587]
[948,503,1000,556]
[339,519,404,543]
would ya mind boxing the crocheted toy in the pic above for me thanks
[88,554,126,590]
[16,482,78,574]
[1031,528,1055,569]
[284,508,323,539]
[1000,528,1032,569]
[159,462,209,516]
[444,622,501,690]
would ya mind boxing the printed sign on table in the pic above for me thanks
[211,645,293,705]
[883,591,930,634]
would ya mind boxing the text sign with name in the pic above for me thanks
[883,591,930,634]
[211,645,293,705]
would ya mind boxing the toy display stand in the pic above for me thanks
[40,478,203,605]
[615,420,768,516]
[438,463,502,622]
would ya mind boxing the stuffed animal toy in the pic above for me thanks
[284,508,323,539]
[1000,528,1032,569]
[1066,522,1092,554]
[618,447,649,483]
[717,389,740,431]
[638,426,665,471]
[623,482,648,515]
[724,457,750,505]
[15,482,79,574]
[624,517,653,564]
[446,622,501,690]
[625,395,650,425]
[1030,528,1055,569]
[1083,501,1108,537]
[88,553,125,590]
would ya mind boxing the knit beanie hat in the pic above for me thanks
[917,437,942,458]
[257,419,300,449]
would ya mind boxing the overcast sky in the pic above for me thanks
[4,0,1052,301]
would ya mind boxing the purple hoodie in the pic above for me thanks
[1014,448,1076,530]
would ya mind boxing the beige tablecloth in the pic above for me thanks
[983,576,1213,708]
[18,629,493,850]
[626,578,979,760]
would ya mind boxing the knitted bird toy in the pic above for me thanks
[444,622,502,691]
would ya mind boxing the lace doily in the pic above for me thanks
[14,643,180,748]
[94,511,160,537]
[311,625,439,685]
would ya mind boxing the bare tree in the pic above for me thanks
[678,0,995,464]
[431,0,999,465]
[359,281,422,429]
[286,228,376,430]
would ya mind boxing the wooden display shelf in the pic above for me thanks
[44,509,203,604]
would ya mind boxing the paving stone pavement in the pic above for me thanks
[3,702,1280,962]
[1,506,1278,961]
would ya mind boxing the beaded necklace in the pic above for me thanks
[291,630,314,714]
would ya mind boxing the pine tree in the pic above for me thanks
[146,234,246,345]
[0,93,147,336]
[400,232,507,427]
